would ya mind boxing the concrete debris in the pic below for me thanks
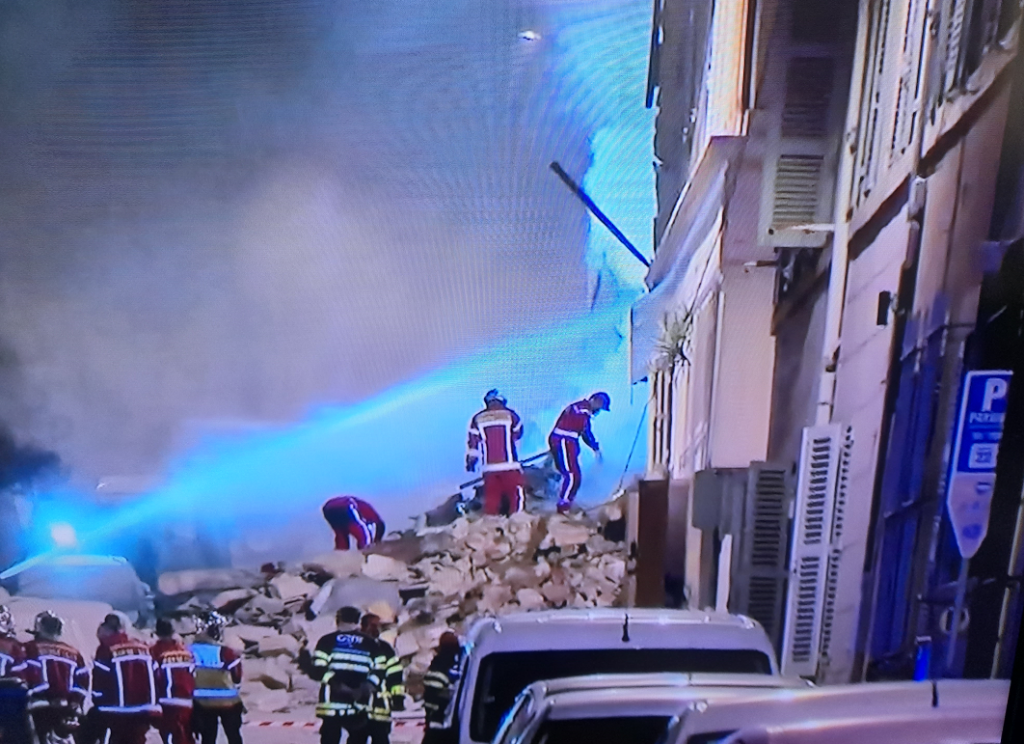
[301,552,365,579]
[153,499,630,709]
[243,688,292,713]
[157,569,260,597]
[268,574,317,603]
[257,633,301,658]
[211,589,257,613]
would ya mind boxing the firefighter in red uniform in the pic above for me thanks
[22,611,90,742]
[466,389,526,515]
[322,496,386,551]
[548,392,610,513]
[0,606,30,744]
[151,619,195,744]
[92,614,160,744]
[0,605,25,679]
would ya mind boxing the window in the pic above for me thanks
[470,649,774,741]
[533,716,673,744]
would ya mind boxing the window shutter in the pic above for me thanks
[782,425,842,677]
[891,0,929,160]
[782,59,836,139]
[733,463,794,653]
[818,426,854,667]
[944,0,969,92]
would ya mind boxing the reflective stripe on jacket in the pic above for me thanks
[190,642,241,709]
[311,630,379,718]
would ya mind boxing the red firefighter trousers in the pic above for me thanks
[99,712,155,744]
[159,705,194,744]
[549,435,582,505]
[482,469,525,515]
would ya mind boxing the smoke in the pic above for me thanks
[0,0,610,482]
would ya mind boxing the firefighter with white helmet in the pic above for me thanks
[22,611,89,742]
[0,605,25,680]
[189,612,243,744]
[466,388,526,515]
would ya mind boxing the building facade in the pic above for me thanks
[635,0,1024,683]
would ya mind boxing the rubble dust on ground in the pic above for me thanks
[154,504,630,713]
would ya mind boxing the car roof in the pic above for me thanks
[667,679,1009,743]
[529,673,810,698]
[719,709,1004,744]
[464,609,777,662]
[544,685,767,720]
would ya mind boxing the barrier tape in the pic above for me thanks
[245,715,426,729]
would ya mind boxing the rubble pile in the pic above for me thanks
[155,505,630,713]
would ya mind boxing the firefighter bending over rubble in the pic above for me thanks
[466,389,526,516]
[322,496,386,551]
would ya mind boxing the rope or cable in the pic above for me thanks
[617,400,650,492]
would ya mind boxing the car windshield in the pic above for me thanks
[532,715,672,744]
[470,648,773,741]
[494,690,536,744]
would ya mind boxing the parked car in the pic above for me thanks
[660,678,1009,744]
[717,707,1004,744]
[440,609,780,744]
[493,673,812,744]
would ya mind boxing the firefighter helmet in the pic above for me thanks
[590,392,611,412]
[483,389,507,406]
[0,605,14,636]
[34,611,63,639]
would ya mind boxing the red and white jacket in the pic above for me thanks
[467,405,523,472]
[22,639,89,708]
[93,633,160,715]
[151,638,195,708]
[550,400,599,450]
[0,636,26,679]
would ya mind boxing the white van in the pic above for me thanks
[494,673,812,744]
[442,609,780,744]
[661,678,1009,744]
[718,708,1004,744]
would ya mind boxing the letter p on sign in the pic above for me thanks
[983,378,1009,412]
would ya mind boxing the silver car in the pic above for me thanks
[493,673,812,744]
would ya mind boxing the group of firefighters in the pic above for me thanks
[0,605,244,744]
[0,602,462,744]
[467,389,611,516]
[320,390,612,551]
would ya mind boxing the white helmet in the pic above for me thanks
[0,605,14,636]
[197,611,226,641]
[34,611,63,639]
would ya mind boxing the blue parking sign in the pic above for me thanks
[946,370,1013,558]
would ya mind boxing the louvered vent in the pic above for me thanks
[734,464,795,656]
[748,576,783,640]
[772,155,824,227]
[751,468,788,567]
[819,427,855,664]
[945,0,969,92]
[782,425,841,678]
[790,555,823,662]
[782,59,835,138]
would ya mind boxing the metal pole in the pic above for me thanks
[549,162,651,268]
[992,480,1024,677]
[946,557,970,674]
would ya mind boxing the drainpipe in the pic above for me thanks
[814,0,871,426]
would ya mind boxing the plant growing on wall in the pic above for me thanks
[652,309,693,372]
